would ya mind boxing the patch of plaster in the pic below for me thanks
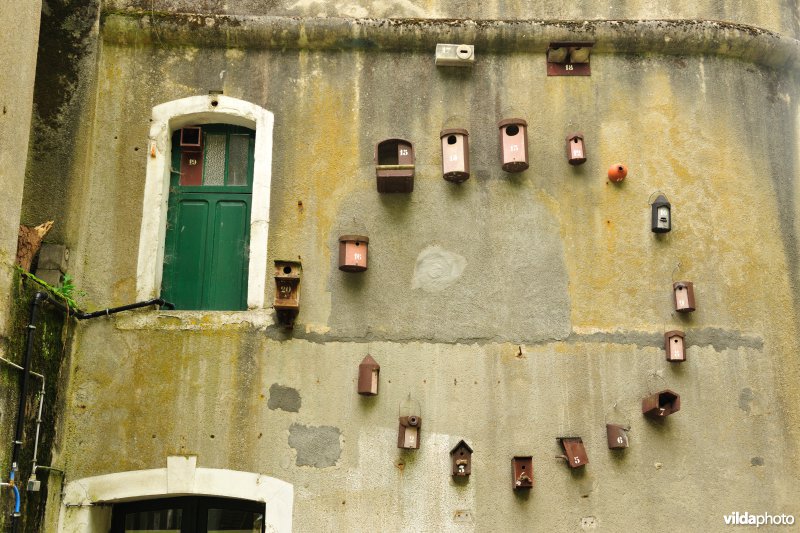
[288,423,342,468]
[411,246,466,293]
[739,388,754,414]
[268,384,301,413]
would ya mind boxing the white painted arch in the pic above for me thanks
[136,95,274,309]
[57,456,293,532]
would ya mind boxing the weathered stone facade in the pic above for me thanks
[2,2,800,531]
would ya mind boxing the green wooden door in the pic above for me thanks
[161,125,254,310]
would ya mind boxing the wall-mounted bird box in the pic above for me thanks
[547,42,593,76]
[673,282,696,313]
[608,163,627,183]
[180,127,202,148]
[178,127,204,186]
[651,194,672,233]
[450,440,473,477]
[375,138,414,193]
[357,355,380,396]
[440,128,470,182]
[338,235,369,272]
[557,437,589,468]
[398,416,422,449]
[435,44,475,67]
[498,118,529,173]
[274,261,301,328]
[665,330,686,362]
[642,389,681,418]
[512,456,534,490]
[566,132,586,165]
[606,424,630,449]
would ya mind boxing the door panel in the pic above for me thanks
[205,198,250,310]
[167,198,210,310]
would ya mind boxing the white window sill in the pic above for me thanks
[113,308,275,331]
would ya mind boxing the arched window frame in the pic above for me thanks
[57,457,293,532]
[136,95,274,309]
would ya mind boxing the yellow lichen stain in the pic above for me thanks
[225,48,245,61]
[563,69,794,333]
[272,52,363,327]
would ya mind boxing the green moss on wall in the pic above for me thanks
[0,269,67,532]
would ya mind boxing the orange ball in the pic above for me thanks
[608,163,627,182]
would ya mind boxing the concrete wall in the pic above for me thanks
[106,0,800,38]
[18,2,800,532]
[0,3,42,529]
[0,0,41,349]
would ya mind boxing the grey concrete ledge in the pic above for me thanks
[109,313,762,352]
[114,309,275,331]
[101,11,800,71]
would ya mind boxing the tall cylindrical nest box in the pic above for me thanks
[664,330,686,362]
[566,132,586,165]
[338,235,369,272]
[357,355,380,396]
[398,396,422,449]
[274,261,301,328]
[440,128,470,182]
[498,118,529,173]
[673,281,696,313]
[651,194,672,233]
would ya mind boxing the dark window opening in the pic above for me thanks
[111,496,265,533]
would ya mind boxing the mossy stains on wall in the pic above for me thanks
[0,271,67,532]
